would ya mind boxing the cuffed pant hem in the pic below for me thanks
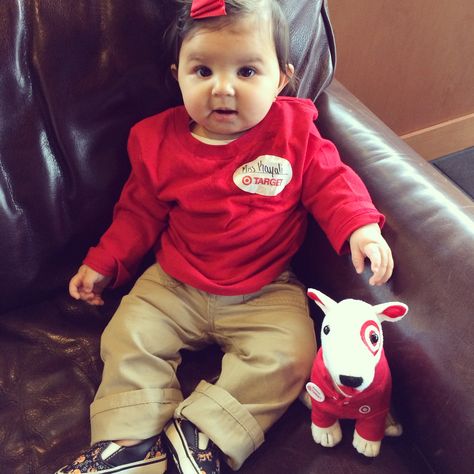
[176,380,264,470]
[90,388,183,444]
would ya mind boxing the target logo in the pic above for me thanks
[359,405,371,415]
[233,155,292,196]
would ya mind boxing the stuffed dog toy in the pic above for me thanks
[306,289,408,457]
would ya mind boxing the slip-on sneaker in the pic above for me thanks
[164,418,221,474]
[54,434,167,474]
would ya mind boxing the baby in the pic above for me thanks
[56,1,393,473]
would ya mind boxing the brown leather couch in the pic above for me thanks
[1,1,472,473]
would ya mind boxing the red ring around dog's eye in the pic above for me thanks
[360,320,381,355]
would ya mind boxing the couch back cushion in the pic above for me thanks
[0,0,334,312]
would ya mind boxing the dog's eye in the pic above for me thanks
[360,320,381,355]
[323,325,330,335]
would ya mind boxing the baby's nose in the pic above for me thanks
[212,76,235,96]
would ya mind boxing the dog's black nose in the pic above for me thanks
[339,375,363,387]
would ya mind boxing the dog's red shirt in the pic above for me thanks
[309,349,391,441]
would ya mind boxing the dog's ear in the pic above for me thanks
[307,289,337,315]
[373,302,408,323]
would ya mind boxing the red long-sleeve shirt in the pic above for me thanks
[84,97,384,295]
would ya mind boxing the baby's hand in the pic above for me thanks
[69,265,112,305]
[349,223,394,286]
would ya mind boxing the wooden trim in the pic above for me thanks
[401,113,474,161]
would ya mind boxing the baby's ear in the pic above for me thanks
[277,64,294,93]
[286,63,295,78]
[170,64,178,81]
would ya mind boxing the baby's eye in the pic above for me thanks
[238,67,256,78]
[195,66,212,78]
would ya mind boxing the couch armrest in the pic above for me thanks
[301,80,474,474]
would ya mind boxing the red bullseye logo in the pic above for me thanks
[242,175,253,185]
[360,320,381,355]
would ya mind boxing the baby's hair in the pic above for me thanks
[165,0,295,92]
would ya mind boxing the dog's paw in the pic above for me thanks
[311,421,342,447]
[384,412,403,437]
[353,430,381,457]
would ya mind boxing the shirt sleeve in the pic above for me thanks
[84,129,171,287]
[301,130,384,254]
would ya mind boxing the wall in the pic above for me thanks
[327,0,474,160]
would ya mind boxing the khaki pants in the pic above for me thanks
[90,263,316,470]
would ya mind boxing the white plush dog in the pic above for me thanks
[305,289,408,457]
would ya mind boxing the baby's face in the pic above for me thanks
[173,15,289,141]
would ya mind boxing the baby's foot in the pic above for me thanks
[165,418,221,474]
[54,434,166,473]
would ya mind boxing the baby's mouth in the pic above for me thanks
[213,108,237,115]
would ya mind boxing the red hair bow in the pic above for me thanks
[191,0,227,19]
